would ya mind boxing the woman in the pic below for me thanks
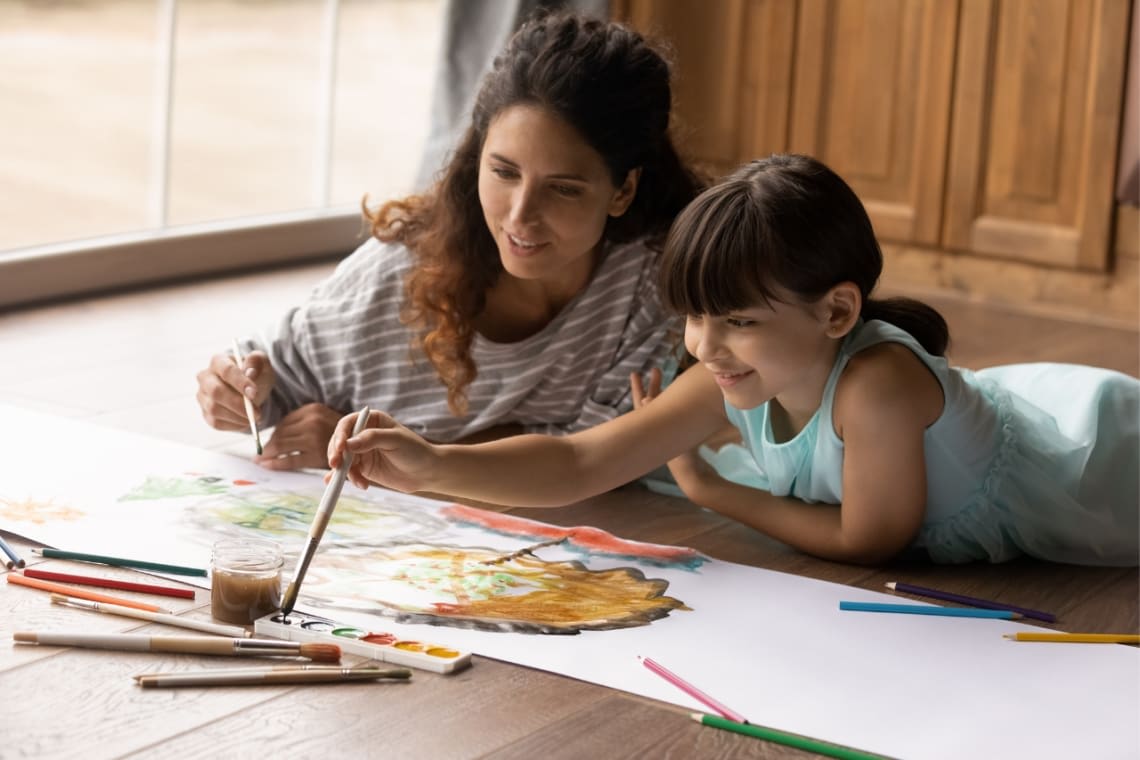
[195,12,705,469]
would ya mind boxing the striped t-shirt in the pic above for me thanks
[243,236,681,441]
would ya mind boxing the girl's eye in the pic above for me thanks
[491,166,518,179]
[725,317,756,328]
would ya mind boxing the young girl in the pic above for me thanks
[195,13,704,470]
[327,154,1140,567]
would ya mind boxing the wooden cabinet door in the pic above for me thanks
[943,0,1131,271]
[785,0,959,246]
[614,0,751,171]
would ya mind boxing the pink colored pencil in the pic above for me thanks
[23,568,195,600]
[639,655,748,723]
[7,573,168,613]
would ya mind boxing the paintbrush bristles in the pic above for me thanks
[297,643,341,663]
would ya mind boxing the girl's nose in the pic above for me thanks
[688,322,725,363]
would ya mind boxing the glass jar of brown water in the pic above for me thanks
[210,537,284,625]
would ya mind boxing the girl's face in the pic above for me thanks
[478,104,638,291]
[684,294,839,412]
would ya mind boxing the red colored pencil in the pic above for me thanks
[22,568,195,600]
[6,573,168,613]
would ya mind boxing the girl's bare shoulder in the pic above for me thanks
[833,342,944,431]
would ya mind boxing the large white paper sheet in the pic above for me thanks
[1,405,1136,759]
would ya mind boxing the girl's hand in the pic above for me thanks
[255,403,342,471]
[195,350,276,431]
[327,410,438,493]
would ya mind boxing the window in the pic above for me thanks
[0,0,443,306]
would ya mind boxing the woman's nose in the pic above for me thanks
[509,184,539,227]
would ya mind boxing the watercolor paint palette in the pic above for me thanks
[254,611,472,674]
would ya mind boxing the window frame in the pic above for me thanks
[0,208,364,309]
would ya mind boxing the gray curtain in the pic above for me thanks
[415,0,610,190]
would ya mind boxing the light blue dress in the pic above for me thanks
[706,319,1140,566]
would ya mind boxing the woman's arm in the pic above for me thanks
[330,363,729,507]
[676,346,942,564]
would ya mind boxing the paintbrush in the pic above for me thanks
[50,593,251,638]
[280,405,370,617]
[13,631,340,662]
[135,665,412,688]
[231,338,263,456]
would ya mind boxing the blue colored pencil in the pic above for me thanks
[0,533,26,569]
[839,601,1022,619]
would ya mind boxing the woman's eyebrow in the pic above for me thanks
[486,153,589,182]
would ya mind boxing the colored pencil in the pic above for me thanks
[639,655,748,724]
[25,568,195,599]
[886,581,1056,622]
[136,665,411,688]
[1003,632,1140,644]
[839,601,1022,619]
[12,631,340,662]
[280,405,370,617]
[31,548,207,577]
[50,593,249,637]
[8,573,168,612]
[691,713,889,760]
[231,338,263,456]
[0,533,25,569]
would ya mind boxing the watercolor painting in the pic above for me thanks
[2,403,1137,760]
[118,472,695,634]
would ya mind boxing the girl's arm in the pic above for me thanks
[676,345,942,565]
[329,364,729,507]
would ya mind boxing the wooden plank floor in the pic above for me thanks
[0,263,1137,759]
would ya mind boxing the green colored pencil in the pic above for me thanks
[34,548,207,577]
[690,713,893,760]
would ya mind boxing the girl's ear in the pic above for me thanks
[608,168,641,218]
[821,282,861,338]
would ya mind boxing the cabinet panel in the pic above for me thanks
[614,0,748,169]
[787,0,958,245]
[944,0,1130,270]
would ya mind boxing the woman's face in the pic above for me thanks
[478,104,638,290]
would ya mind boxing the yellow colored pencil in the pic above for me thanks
[1003,632,1139,644]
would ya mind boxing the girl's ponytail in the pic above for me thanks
[862,296,949,357]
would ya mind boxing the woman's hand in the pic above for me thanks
[196,350,276,431]
[630,367,717,497]
[255,403,343,471]
[327,410,439,493]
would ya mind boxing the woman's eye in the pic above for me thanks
[725,317,755,328]
[491,167,517,179]
[552,184,582,197]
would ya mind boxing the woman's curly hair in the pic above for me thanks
[365,12,705,415]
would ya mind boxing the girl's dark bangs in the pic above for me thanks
[661,187,771,315]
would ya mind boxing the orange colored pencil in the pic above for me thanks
[7,573,168,613]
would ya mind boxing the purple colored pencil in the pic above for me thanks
[885,581,1056,623]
